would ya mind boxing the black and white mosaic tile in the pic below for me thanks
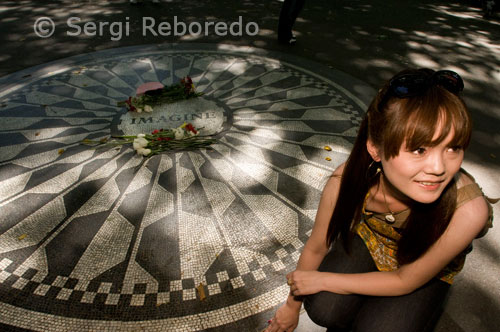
[0,44,371,331]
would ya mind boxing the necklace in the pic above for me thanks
[380,174,396,223]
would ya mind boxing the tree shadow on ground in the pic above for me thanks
[1,0,498,169]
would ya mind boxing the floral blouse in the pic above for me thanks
[354,170,495,284]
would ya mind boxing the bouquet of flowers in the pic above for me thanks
[82,123,216,157]
[117,76,203,113]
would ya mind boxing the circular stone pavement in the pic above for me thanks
[0,43,373,332]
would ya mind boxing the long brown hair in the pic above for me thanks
[326,68,472,265]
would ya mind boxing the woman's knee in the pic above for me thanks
[304,291,362,328]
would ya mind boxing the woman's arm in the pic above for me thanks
[289,194,490,297]
[286,166,343,304]
[265,165,344,332]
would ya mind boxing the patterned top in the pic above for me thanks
[354,169,496,284]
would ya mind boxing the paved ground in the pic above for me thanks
[0,1,499,331]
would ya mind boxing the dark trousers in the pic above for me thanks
[278,0,306,40]
[303,236,450,332]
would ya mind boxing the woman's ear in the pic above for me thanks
[366,139,381,162]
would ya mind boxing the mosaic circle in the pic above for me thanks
[0,44,369,331]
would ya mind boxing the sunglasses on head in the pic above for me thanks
[388,69,464,98]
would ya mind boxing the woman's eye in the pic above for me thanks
[412,147,426,155]
[448,146,462,153]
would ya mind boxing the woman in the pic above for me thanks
[265,68,495,332]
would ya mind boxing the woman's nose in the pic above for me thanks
[424,151,446,175]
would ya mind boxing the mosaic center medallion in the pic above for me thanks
[0,44,369,331]
[116,96,227,136]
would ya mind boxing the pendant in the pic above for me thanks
[385,214,395,223]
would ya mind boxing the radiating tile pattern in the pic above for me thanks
[0,46,366,331]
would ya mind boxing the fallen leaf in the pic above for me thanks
[197,283,206,301]
[490,153,496,159]
[58,149,65,155]
[35,132,40,136]
[18,234,27,240]
[325,157,332,161]
[324,146,332,151]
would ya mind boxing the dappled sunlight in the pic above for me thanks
[226,61,251,76]
[257,28,274,37]
[427,4,485,20]
[179,33,204,42]
[407,52,440,68]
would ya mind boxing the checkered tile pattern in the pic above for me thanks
[1,237,304,308]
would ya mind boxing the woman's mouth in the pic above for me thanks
[416,181,443,190]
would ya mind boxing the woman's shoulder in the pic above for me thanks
[332,162,345,178]
[453,168,497,237]
[326,162,345,186]
[454,169,483,206]
[321,163,345,201]
[454,168,476,188]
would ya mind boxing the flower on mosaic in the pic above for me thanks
[81,123,216,158]
[124,96,136,112]
[117,76,203,112]
[133,137,148,150]
[136,148,152,156]
[173,128,184,140]
[185,123,198,135]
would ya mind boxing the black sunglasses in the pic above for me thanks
[388,69,464,98]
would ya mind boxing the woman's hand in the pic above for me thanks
[287,270,325,296]
[265,301,300,332]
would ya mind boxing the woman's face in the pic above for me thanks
[379,127,464,204]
